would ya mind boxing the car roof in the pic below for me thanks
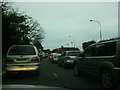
[12,45,34,47]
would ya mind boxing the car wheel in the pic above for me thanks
[74,65,80,76]
[100,69,114,88]
[63,63,66,68]
[5,71,12,78]
[57,61,61,66]
[34,69,40,76]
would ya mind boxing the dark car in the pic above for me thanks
[49,53,61,63]
[49,53,54,61]
[74,39,120,88]
[39,51,46,59]
[57,51,80,68]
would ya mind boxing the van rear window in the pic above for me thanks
[8,46,36,55]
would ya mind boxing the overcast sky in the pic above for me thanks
[13,2,118,50]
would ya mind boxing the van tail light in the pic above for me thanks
[5,58,13,63]
[65,56,71,60]
[31,57,40,62]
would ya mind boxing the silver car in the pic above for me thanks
[5,45,41,75]
[49,53,61,63]
[57,51,80,68]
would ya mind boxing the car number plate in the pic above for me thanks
[16,58,28,61]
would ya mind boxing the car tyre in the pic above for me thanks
[74,65,80,76]
[34,69,40,76]
[57,61,61,66]
[63,63,66,68]
[100,69,115,88]
[5,71,11,78]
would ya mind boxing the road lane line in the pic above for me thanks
[53,72,58,77]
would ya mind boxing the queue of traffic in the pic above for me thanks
[4,38,120,89]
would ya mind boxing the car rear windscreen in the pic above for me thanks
[67,52,80,56]
[8,46,36,55]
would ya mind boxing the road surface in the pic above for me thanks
[2,57,106,89]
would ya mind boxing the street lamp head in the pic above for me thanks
[90,20,93,22]
[89,19,102,41]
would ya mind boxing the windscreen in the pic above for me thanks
[67,52,80,56]
[8,46,36,55]
[54,53,61,56]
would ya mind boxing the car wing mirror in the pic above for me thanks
[79,53,84,57]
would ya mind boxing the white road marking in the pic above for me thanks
[53,72,58,77]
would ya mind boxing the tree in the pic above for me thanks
[34,41,43,51]
[2,2,44,55]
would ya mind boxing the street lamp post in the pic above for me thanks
[90,20,102,41]
[69,36,75,47]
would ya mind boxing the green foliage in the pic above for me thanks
[34,41,43,50]
[2,2,44,54]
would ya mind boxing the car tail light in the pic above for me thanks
[65,56,71,59]
[53,57,57,59]
[50,56,52,58]
[31,57,40,62]
[5,58,13,63]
